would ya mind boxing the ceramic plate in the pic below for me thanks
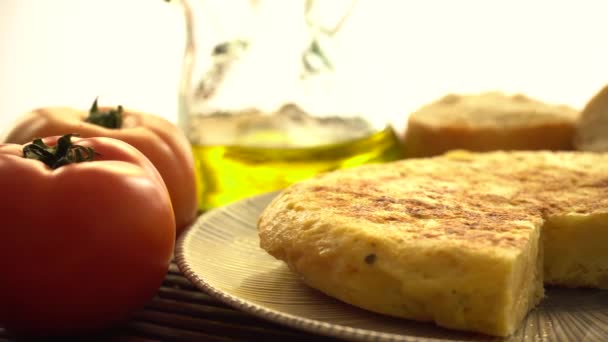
[175,192,608,341]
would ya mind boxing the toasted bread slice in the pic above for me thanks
[258,151,608,336]
[574,85,608,152]
[403,92,579,157]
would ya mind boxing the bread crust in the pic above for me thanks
[404,93,579,157]
[575,85,608,152]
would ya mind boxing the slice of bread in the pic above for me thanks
[403,92,579,157]
[574,85,608,152]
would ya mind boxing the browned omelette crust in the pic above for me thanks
[266,151,608,252]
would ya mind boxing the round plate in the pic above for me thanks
[175,192,608,341]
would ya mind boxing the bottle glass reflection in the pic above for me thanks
[179,0,404,210]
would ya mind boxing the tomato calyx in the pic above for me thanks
[23,134,97,169]
[85,98,123,129]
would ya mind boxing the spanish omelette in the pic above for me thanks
[257,151,608,336]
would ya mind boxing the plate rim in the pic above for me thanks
[175,191,454,342]
[175,191,608,342]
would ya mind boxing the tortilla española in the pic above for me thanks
[257,151,608,336]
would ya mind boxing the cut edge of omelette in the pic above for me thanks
[544,213,608,288]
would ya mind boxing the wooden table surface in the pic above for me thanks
[0,262,340,342]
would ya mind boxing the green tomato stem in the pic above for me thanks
[23,134,97,169]
[85,98,123,129]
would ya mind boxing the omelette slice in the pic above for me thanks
[257,151,608,336]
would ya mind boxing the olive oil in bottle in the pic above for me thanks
[177,0,402,210]
[189,112,404,210]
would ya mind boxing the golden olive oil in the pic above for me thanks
[191,126,404,210]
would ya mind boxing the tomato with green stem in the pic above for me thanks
[0,134,175,335]
[2,99,197,234]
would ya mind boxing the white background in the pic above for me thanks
[0,0,184,132]
[1,0,607,136]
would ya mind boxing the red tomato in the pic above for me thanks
[2,100,197,234]
[0,134,175,335]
